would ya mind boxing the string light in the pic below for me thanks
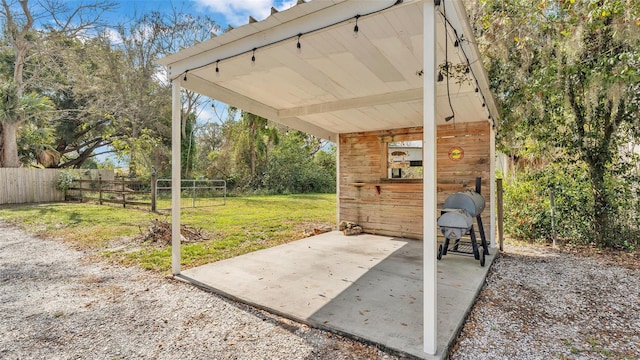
[215,60,220,77]
[251,48,256,66]
[296,33,302,54]
[183,70,188,82]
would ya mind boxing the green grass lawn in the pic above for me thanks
[0,194,336,272]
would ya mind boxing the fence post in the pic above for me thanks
[550,189,557,248]
[122,178,126,208]
[151,168,157,212]
[192,180,196,208]
[79,179,83,203]
[99,175,103,205]
[496,178,504,251]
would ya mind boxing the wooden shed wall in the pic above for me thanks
[338,121,491,240]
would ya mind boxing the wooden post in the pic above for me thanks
[122,178,126,208]
[98,175,103,205]
[496,178,504,251]
[151,168,157,212]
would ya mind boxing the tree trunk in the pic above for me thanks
[2,122,21,167]
[587,161,612,247]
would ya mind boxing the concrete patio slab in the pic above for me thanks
[179,232,495,359]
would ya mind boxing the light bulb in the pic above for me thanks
[353,15,360,39]
[251,49,256,67]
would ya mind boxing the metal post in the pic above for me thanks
[497,178,504,251]
[550,189,557,248]
[423,0,438,355]
[192,180,196,208]
[171,79,182,275]
[98,175,103,205]
[223,180,227,205]
[151,167,157,212]
[122,177,126,208]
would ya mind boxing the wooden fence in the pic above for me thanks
[68,177,153,210]
[0,169,114,205]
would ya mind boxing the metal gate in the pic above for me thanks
[155,179,226,210]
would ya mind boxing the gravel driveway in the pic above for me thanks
[0,221,394,360]
[1,220,638,360]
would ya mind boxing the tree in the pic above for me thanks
[0,0,116,167]
[469,0,640,246]
[233,111,279,187]
[262,130,336,194]
[105,9,219,176]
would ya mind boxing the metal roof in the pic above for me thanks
[158,0,498,141]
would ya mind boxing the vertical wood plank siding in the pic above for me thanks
[339,121,491,240]
[0,169,114,205]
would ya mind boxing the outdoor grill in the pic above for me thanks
[436,178,489,266]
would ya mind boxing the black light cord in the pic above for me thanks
[175,0,403,82]
[438,8,495,124]
[443,0,456,123]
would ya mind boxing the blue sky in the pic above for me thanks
[107,0,299,29]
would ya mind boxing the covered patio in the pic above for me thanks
[158,0,499,357]
[179,232,495,359]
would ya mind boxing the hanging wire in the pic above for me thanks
[438,8,496,124]
[442,0,456,123]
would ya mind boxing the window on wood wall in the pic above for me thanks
[387,140,423,179]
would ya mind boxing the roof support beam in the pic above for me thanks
[278,88,423,118]
[183,75,337,141]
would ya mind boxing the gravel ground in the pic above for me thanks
[0,221,395,360]
[451,244,640,360]
[1,219,639,360]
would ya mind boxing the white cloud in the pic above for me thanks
[103,28,123,44]
[193,0,304,27]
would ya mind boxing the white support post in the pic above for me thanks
[336,134,341,227]
[171,80,182,275]
[423,0,438,355]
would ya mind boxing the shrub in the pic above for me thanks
[56,171,80,192]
